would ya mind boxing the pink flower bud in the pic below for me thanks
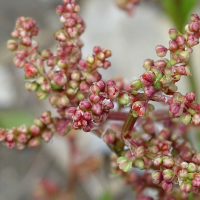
[189,22,199,32]
[86,70,102,84]
[161,181,173,191]
[71,70,81,81]
[13,57,26,68]
[178,51,189,61]
[46,56,59,67]
[54,30,67,42]
[65,107,77,118]
[144,86,156,97]
[106,79,116,86]
[155,45,168,57]
[28,137,40,148]
[90,84,101,95]
[163,157,175,169]
[79,100,92,111]
[176,35,186,46]
[188,163,197,173]
[78,60,89,70]
[96,80,105,92]
[57,95,70,108]
[169,28,178,40]
[93,46,101,54]
[21,36,32,47]
[17,133,27,144]
[80,81,90,93]
[92,103,103,116]
[178,168,188,179]
[140,71,155,86]
[24,63,38,77]
[103,60,111,69]
[40,111,51,124]
[192,153,200,165]
[177,65,186,75]
[89,93,101,103]
[169,103,183,118]
[162,169,174,182]
[153,156,162,167]
[191,14,200,22]
[102,99,114,110]
[192,177,200,187]
[53,72,67,86]
[83,111,92,121]
[56,5,65,15]
[152,170,162,184]
[180,182,192,194]
[169,40,178,51]
[187,35,199,47]
[186,92,196,103]
[192,113,200,125]
[82,121,94,132]
[107,85,119,100]
[30,125,40,136]
[132,101,147,116]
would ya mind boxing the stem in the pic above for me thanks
[107,111,129,121]
[188,192,194,200]
[121,109,138,138]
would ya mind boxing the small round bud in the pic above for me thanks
[186,92,196,103]
[180,113,192,125]
[7,40,18,51]
[169,28,178,40]
[135,146,145,158]
[180,182,192,194]
[117,157,132,172]
[188,163,197,173]
[192,113,200,125]
[135,158,145,170]
[163,157,175,169]
[155,45,168,57]
[140,71,155,86]
[152,170,162,184]
[162,169,174,182]
[143,59,154,71]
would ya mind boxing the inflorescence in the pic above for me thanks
[4,0,200,198]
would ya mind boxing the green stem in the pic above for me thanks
[188,192,193,200]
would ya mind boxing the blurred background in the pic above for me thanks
[0,0,200,199]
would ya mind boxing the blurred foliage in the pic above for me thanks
[0,109,34,128]
[160,0,197,31]
[98,191,113,200]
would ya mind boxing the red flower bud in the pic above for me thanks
[144,86,156,97]
[169,103,183,118]
[176,35,186,46]
[169,40,178,51]
[143,59,154,71]
[189,22,199,32]
[152,170,162,184]
[79,100,92,111]
[107,85,119,100]
[53,72,67,86]
[140,71,155,86]
[92,103,103,116]
[132,101,147,117]
[186,92,196,103]
[89,93,101,103]
[24,63,38,77]
[180,182,192,194]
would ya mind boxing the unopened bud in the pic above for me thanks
[155,45,168,57]
[117,157,132,172]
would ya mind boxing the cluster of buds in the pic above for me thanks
[115,0,139,15]
[0,111,58,149]
[5,0,200,199]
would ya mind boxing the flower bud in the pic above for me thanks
[180,182,192,194]
[65,107,77,118]
[34,118,44,128]
[178,168,188,180]
[192,113,200,125]
[118,93,130,105]
[79,100,92,111]
[132,101,147,117]
[153,156,162,167]
[143,59,154,71]
[152,170,162,184]
[53,72,67,86]
[13,56,27,68]
[71,70,81,81]
[169,40,178,51]
[57,95,70,108]
[41,81,51,92]
[176,35,186,46]
[86,55,95,64]
[188,163,197,173]
[57,59,68,69]
[25,82,38,91]
[54,30,67,42]
[83,111,92,121]
[155,45,168,57]
[163,157,175,169]
[180,113,192,125]
[24,63,38,77]
[178,51,189,61]
[21,36,32,46]
[140,71,155,86]
[189,22,199,32]
[7,40,18,51]
[135,146,145,158]
[80,81,90,93]
[42,131,53,142]
[90,84,101,95]
[162,169,174,182]
[46,56,59,67]
[169,103,183,118]
[135,158,145,170]
[89,93,101,103]
[107,85,119,100]
[40,111,51,124]
[28,137,40,148]
[96,80,105,92]
[192,153,200,165]
[130,79,142,90]
[192,177,200,187]
[191,14,200,22]
[186,92,196,103]
[169,28,178,40]
[144,86,156,97]
[117,157,132,172]
[92,103,103,116]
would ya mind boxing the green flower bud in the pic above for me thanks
[135,158,145,170]
[118,93,130,105]
[117,157,132,172]
[130,79,142,91]
[180,113,192,125]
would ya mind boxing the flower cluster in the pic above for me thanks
[5,0,200,199]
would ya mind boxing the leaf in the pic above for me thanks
[160,0,197,31]
[117,156,132,172]
[98,191,113,200]
[0,109,34,128]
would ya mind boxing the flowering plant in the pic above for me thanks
[3,0,200,199]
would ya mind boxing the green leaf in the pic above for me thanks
[0,109,34,128]
[97,191,113,200]
[160,0,197,31]
[117,156,132,172]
